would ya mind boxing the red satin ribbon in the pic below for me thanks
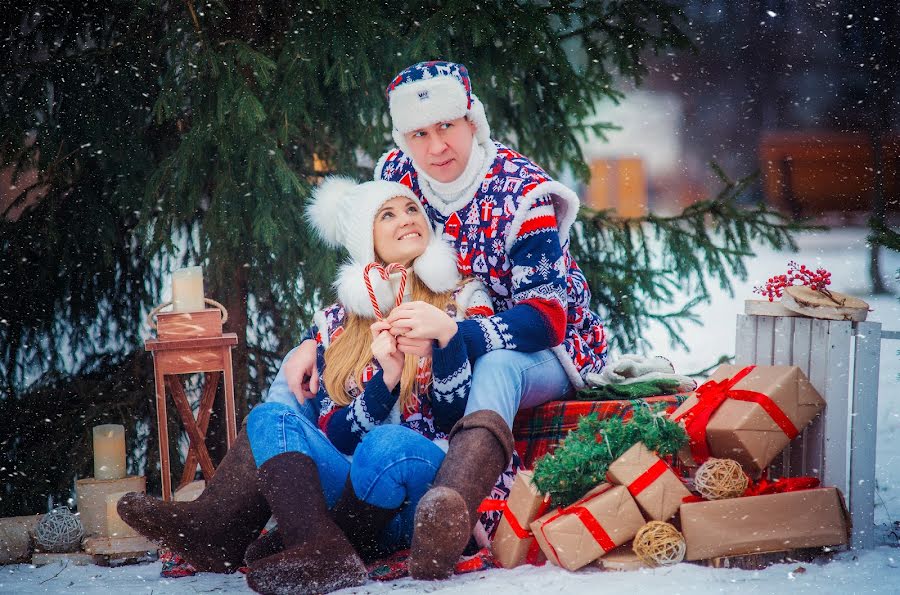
[538,485,617,567]
[672,365,800,464]
[625,459,670,497]
[478,497,551,565]
[682,475,820,503]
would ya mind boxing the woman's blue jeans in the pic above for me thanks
[247,402,445,551]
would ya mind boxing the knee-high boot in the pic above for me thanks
[246,452,368,595]
[409,410,513,580]
[117,428,270,573]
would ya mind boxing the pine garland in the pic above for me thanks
[532,405,687,507]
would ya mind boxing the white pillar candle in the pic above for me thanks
[92,424,126,480]
[172,266,205,312]
[105,492,135,538]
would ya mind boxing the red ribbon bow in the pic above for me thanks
[672,365,799,465]
[682,474,820,503]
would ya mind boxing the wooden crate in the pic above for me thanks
[735,314,884,549]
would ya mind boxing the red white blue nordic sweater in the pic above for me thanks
[377,142,609,387]
[303,290,521,544]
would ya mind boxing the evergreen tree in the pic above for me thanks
[0,1,806,515]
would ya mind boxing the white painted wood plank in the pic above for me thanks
[735,315,757,365]
[790,318,813,475]
[849,322,881,550]
[804,319,831,478]
[821,321,852,497]
[772,317,795,477]
[755,315,775,366]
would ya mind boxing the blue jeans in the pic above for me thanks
[246,402,446,551]
[465,349,574,428]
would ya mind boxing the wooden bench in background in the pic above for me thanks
[760,131,900,217]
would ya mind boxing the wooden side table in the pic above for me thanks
[144,334,238,501]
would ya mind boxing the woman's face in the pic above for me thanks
[402,117,476,183]
[372,196,429,266]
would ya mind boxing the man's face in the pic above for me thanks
[402,117,477,183]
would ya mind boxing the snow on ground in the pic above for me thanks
[2,227,898,594]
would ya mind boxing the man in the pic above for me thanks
[285,61,609,579]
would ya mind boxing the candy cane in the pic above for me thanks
[363,262,408,320]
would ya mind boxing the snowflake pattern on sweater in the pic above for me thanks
[309,286,521,542]
[378,142,609,387]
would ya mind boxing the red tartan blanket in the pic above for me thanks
[511,395,690,469]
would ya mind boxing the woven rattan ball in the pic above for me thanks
[694,457,749,500]
[632,521,686,567]
[34,507,84,552]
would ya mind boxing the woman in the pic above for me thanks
[241,177,516,595]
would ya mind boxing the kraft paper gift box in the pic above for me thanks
[530,484,644,572]
[669,364,825,474]
[606,441,691,521]
[488,470,550,568]
[679,487,850,561]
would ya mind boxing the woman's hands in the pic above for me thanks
[386,301,458,348]
[370,321,405,391]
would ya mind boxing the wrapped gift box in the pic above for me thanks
[530,484,644,572]
[606,442,691,521]
[669,365,825,474]
[679,487,850,561]
[512,395,689,469]
[489,470,550,568]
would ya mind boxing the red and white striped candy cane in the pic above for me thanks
[363,262,408,320]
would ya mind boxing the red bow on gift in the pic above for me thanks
[672,365,800,465]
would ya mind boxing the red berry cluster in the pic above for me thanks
[753,261,832,302]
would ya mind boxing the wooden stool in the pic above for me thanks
[145,327,238,501]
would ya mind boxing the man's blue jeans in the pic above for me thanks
[465,348,574,428]
[246,402,445,551]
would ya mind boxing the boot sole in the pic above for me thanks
[247,543,368,595]
[409,487,470,580]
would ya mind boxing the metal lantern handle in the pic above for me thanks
[146,298,229,331]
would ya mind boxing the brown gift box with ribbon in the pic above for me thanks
[669,364,825,474]
[606,442,691,521]
[486,470,550,568]
[679,487,850,560]
[530,484,645,572]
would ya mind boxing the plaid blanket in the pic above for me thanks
[511,394,690,469]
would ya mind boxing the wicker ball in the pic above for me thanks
[694,457,749,500]
[632,521,686,567]
[35,507,84,553]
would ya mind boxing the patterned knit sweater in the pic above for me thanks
[303,282,521,544]
[377,142,609,388]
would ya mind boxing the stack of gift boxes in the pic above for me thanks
[491,364,851,570]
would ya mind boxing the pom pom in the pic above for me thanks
[632,521,685,567]
[693,457,749,500]
[305,176,358,247]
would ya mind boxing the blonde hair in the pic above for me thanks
[324,273,456,412]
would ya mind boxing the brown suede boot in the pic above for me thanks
[331,477,401,562]
[246,452,368,595]
[409,410,513,580]
[117,428,270,573]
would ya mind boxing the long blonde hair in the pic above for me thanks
[324,273,456,412]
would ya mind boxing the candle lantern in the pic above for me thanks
[145,269,238,501]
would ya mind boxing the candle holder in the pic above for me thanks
[145,300,237,501]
